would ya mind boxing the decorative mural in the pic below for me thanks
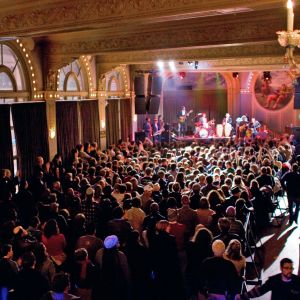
[254,71,294,111]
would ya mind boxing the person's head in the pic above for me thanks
[104,235,119,250]
[225,239,243,260]
[193,227,213,245]
[218,217,231,233]
[156,220,170,233]
[280,258,294,279]
[52,273,70,293]
[212,239,225,257]
[21,251,36,269]
[74,248,88,262]
[1,244,13,259]
[44,219,59,238]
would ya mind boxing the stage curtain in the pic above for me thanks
[56,101,80,161]
[106,99,120,146]
[0,105,13,172]
[163,90,227,131]
[11,102,49,179]
[120,98,132,141]
[80,100,100,144]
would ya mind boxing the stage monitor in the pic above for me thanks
[135,96,147,114]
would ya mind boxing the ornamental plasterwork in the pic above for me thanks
[48,19,283,55]
[95,43,284,64]
[0,0,280,35]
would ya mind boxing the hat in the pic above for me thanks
[167,208,178,222]
[231,186,240,194]
[212,240,225,257]
[226,206,236,217]
[144,185,153,192]
[104,235,119,249]
[86,187,94,196]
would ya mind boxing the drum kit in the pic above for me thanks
[194,120,232,138]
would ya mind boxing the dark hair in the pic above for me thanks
[43,219,59,238]
[280,257,293,267]
[33,242,48,266]
[52,273,70,293]
[22,251,36,269]
[1,244,12,257]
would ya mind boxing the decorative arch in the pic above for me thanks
[64,72,80,91]
[0,65,17,91]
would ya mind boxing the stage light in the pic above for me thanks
[263,71,271,80]
[233,72,239,78]
[157,61,164,69]
[169,61,176,72]
[179,72,186,80]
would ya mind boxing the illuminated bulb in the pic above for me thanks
[23,48,26,52]
[25,54,29,58]
[33,87,36,91]
[32,73,35,77]
[30,66,33,70]
[33,80,35,84]
[28,60,31,64]
[50,94,53,98]
[19,43,23,47]
[16,39,19,43]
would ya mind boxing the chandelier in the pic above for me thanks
[277,0,300,78]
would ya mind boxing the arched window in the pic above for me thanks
[0,44,28,103]
[58,60,87,100]
[0,43,29,175]
[110,77,118,91]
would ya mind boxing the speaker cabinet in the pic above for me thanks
[135,96,146,114]
[134,76,145,96]
[147,95,160,114]
[286,126,300,141]
[294,93,300,109]
[135,131,146,143]
[149,75,163,95]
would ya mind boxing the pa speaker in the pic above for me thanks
[134,76,145,96]
[294,93,300,109]
[291,126,300,142]
[135,131,145,143]
[149,76,163,95]
[135,96,146,114]
[147,96,160,114]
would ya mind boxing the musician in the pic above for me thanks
[158,115,164,131]
[249,117,261,138]
[222,113,232,125]
[152,116,159,143]
[177,106,188,136]
[199,112,208,128]
[237,115,248,139]
[143,117,152,139]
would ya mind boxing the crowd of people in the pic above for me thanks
[0,135,300,300]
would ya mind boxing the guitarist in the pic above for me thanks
[177,106,192,137]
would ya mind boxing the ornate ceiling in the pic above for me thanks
[0,0,298,71]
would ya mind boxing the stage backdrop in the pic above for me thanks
[163,72,227,131]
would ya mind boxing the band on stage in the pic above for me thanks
[143,108,262,143]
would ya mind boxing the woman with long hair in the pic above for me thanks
[223,239,246,275]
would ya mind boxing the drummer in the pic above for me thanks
[199,112,208,128]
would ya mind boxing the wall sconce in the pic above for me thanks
[101,120,106,129]
[49,127,56,139]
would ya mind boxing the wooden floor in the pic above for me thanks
[246,196,300,299]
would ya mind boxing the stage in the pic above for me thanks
[173,135,231,146]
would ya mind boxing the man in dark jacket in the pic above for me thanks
[281,163,300,224]
[237,258,300,300]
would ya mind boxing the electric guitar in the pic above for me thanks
[178,110,193,123]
